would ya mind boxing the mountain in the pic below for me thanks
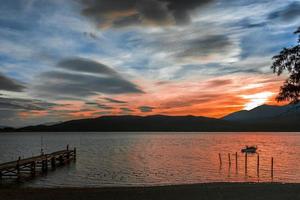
[222,103,300,122]
[1,104,300,132]
[12,115,240,132]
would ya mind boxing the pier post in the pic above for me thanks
[51,157,56,170]
[219,153,222,166]
[31,161,36,176]
[74,147,77,161]
[257,154,260,177]
[66,145,70,162]
[45,156,48,172]
[59,155,64,166]
[16,156,21,178]
[245,153,247,175]
[228,153,231,167]
[235,152,238,172]
[41,159,45,173]
[271,157,274,179]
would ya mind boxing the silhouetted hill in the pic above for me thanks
[1,104,300,132]
[12,115,240,132]
[223,103,300,122]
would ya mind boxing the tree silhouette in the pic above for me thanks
[271,27,300,104]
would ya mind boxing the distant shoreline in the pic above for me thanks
[1,182,300,200]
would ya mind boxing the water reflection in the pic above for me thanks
[0,132,299,187]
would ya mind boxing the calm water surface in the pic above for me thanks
[0,132,300,187]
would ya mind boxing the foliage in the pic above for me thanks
[271,27,300,103]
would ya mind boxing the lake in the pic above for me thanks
[0,132,300,187]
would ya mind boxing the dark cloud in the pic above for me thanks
[136,0,172,25]
[120,107,133,112]
[80,0,214,28]
[0,97,57,111]
[33,58,143,99]
[104,97,127,104]
[0,72,25,92]
[86,102,114,110]
[112,14,141,27]
[83,32,98,39]
[177,35,233,58]
[138,106,154,112]
[142,30,237,65]
[268,2,300,22]
[0,97,66,127]
[57,58,118,76]
[235,18,266,29]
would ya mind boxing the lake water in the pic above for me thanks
[0,132,300,187]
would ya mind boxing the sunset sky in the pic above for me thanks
[0,0,299,127]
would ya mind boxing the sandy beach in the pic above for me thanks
[1,183,300,200]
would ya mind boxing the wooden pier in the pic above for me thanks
[0,145,76,180]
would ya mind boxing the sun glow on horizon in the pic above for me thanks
[241,92,274,110]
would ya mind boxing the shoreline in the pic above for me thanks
[1,182,300,200]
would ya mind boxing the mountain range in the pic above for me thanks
[1,103,300,132]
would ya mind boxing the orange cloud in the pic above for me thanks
[112,74,286,118]
[30,74,287,121]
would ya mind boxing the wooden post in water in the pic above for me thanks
[31,161,36,176]
[74,147,77,161]
[59,155,64,166]
[219,153,222,166]
[245,153,248,175]
[16,156,21,178]
[45,156,48,172]
[51,157,56,170]
[228,153,231,167]
[257,154,260,177]
[271,157,274,179]
[41,159,45,173]
[66,145,70,162]
[235,152,238,172]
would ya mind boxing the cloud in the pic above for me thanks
[104,97,127,104]
[268,2,300,23]
[138,106,154,112]
[0,72,25,92]
[86,102,113,110]
[120,107,134,113]
[0,97,57,111]
[80,0,214,28]
[206,79,233,87]
[136,29,240,70]
[57,58,118,76]
[33,58,143,99]
[0,96,60,127]
[0,109,18,126]
[176,35,236,60]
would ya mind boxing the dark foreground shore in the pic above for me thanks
[1,183,300,200]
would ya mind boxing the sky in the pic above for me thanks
[0,0,299,127]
